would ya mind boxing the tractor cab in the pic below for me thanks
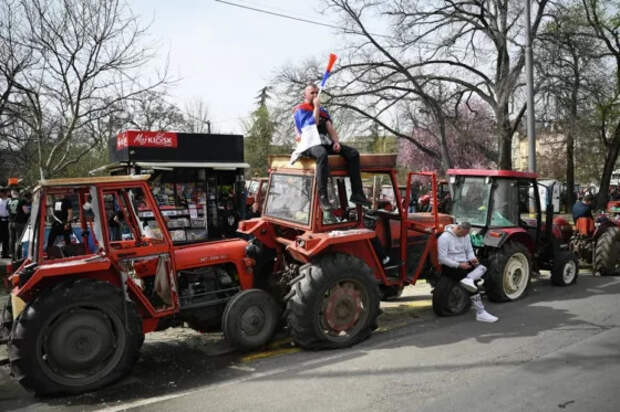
[446,169,578,302]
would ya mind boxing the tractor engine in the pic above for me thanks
[569,234,593,264]
[177,266,238,308]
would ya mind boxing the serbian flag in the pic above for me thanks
[289,54,338,164]
[320,53,338,90]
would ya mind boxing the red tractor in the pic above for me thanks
[1,175,271,395]
[238,154,454,349]
[445,169,578,304]
[570,210,620,276]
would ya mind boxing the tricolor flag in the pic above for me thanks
[320,53,338,90]
[290,54,338,164]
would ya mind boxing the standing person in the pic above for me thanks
[46,195,73,252]
[11,191,31,259]
[7,189,21,258]
[572,193,593,221]
[0,188,10,258]
[292,83,370,210]
[438,221,498,323]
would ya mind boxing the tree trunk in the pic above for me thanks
[566,129,575,209]
[597,124,620,209]
[496,106,513,170]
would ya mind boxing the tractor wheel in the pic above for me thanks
[486,241,532,302]
[286,253,380,350]
[222,289,281,351]
[593,227,620,276]
[551,251,579,286]
[0,300,12,343]
[432,276,471,317]
[8,279,143,395]
[379,285,404,301]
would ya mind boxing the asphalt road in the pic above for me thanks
[1,272,619,412]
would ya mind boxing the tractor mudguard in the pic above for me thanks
[481,228,534,253]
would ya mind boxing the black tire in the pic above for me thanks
[432,276,471,316]
[379,285,404,301]
[0,300,12,343]
[486,241,532,302]
[551,251,579,286]
[286,253,380,350]
[222,289,281,351]
[594,227,620,276]
[8,279,143,395]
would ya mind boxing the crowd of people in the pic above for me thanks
[0,186,32,260]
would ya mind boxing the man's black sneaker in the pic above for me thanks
[319,195,332,210]
[350,193,371,206]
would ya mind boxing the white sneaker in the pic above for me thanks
[476,310,498,323]
[460,277,478,293]
[382,256,391,266]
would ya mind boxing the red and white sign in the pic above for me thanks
[116,131,178,150]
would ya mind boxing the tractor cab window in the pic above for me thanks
[489,179,519,227]
[128,187,164,242]
[103,191,135,242]
[519,181,539,216]
[264,173,313,225]
[451,177,491,226]
[42,189,101,260]
[322,176,358,225]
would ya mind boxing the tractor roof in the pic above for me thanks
[269,154,397,173]
[36,174,150,190]
[447,169,538,179]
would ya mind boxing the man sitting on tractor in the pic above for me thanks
[438,221,498,323]
[291,84,370,210]
[572,194,594,235]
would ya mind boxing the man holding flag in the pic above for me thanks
[291,54,370,210]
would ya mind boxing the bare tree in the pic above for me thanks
[536,2,606,207]
[183,98,211,133]
[8,0,168,179]
[122,90,186,131]
[581,0,620,207]
[313,0,551,169]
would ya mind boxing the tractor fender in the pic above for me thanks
[593,219,618,242]
[482,228,535,254]
[13,255,113,298]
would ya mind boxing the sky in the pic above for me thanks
[130,0,342,134]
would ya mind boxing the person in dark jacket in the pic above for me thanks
[572,194,593,221]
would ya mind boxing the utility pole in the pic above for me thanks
[525,0,536,173]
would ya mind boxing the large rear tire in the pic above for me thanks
[551,251,579,286]
[286,253,380,349]
[8,279,143,395]
[486,241,532,302]
[432,276,471,316]
[594,227,620,276]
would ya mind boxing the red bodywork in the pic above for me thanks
[8,176,253,334]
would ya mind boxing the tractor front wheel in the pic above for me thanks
[551,251,579,286]
[8,280,143,395]
[594,227,620,276]
[486,242,532,302]
[432,276,471,316]
[222,289,281,351]
[286,253,380,349]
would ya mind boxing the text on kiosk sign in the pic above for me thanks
[116,131,178,150]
